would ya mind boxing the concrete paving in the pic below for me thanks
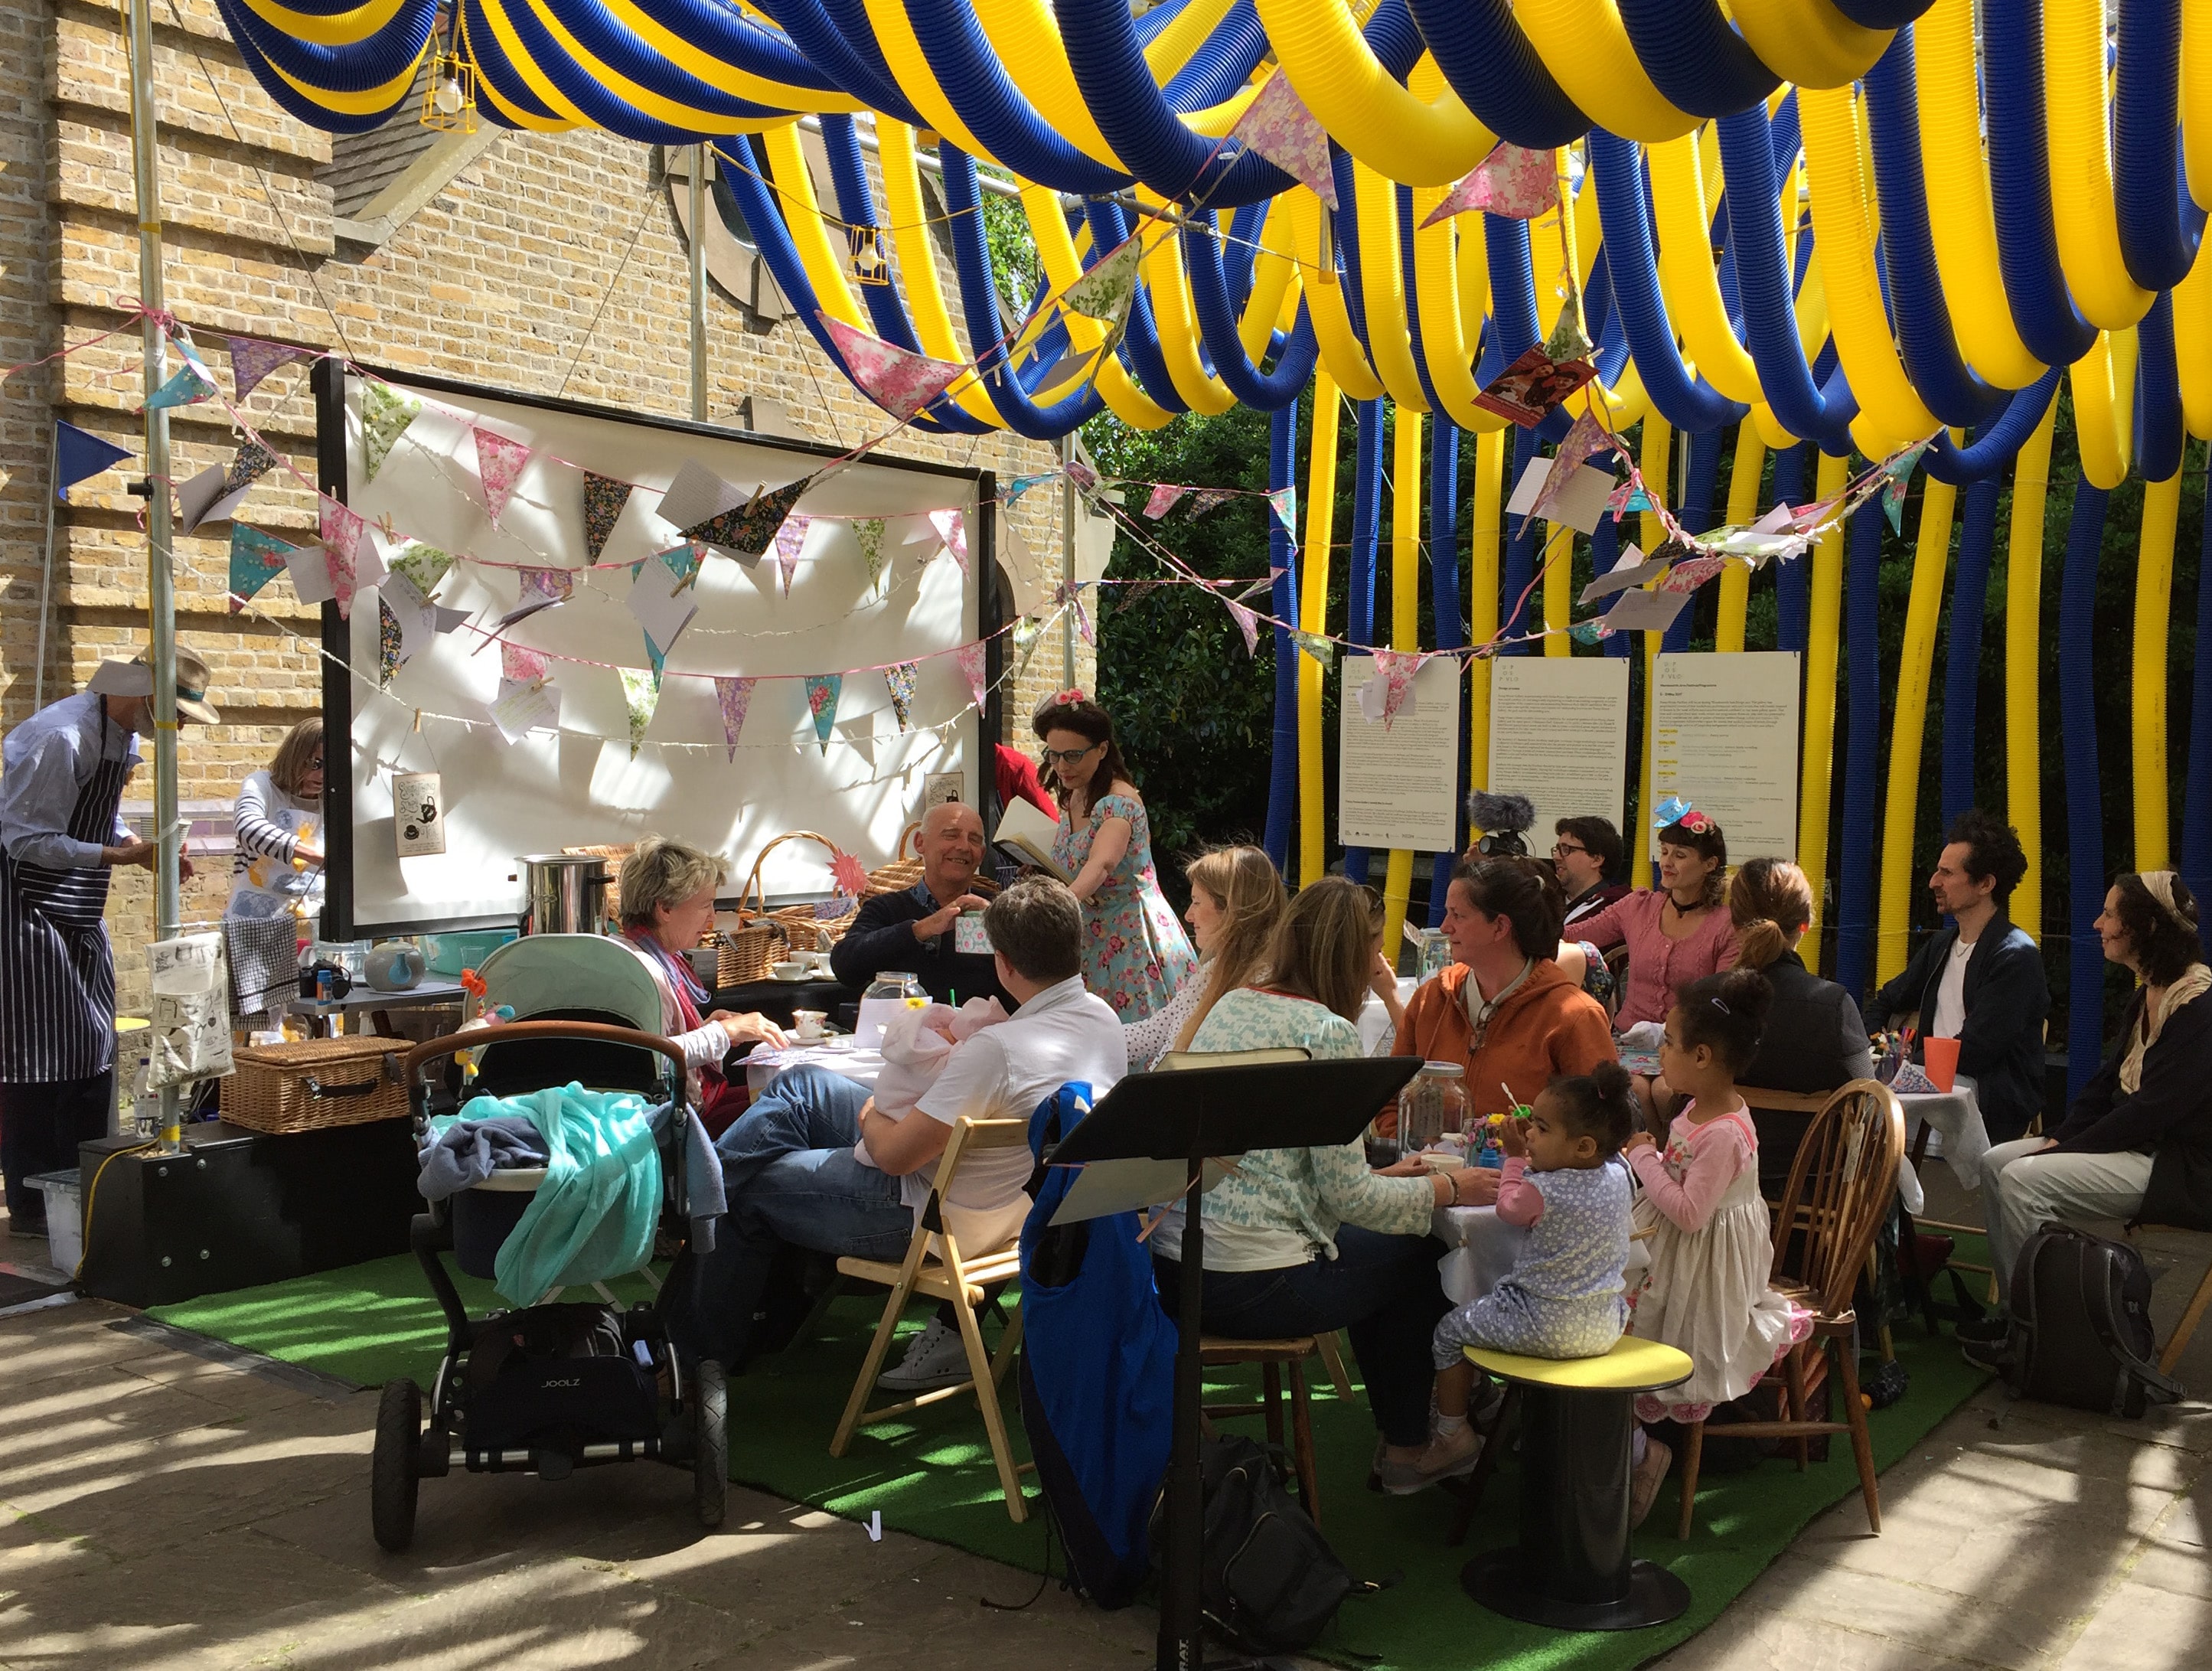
[4,1157,2208,1671]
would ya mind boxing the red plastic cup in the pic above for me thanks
[1921,1034,1960,1092]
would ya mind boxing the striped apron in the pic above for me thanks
[0,711,132,1084]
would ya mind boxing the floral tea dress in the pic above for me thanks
[1052,791,1198,1022]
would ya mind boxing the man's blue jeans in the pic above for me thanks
[686,1067,915,1365]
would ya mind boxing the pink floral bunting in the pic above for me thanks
[501,641,549,684]
[1368,649,1424,728]
[472,429,533,524]
[1233,71,1339,210]
[319,499,365,618]
[713,676,755,761]
[928,507,968,575]
[817,312,965,423]
[520,566,574,605]
[1423,143,1558,227]
[1225,599,1260,658]
[226,336,310,402]
[1530,412,1619,522]
[1659,554,1728,593]
[954,640,988,710]
[1144,483,1188,518]
[804,674,842,752]
[775,513,811,598]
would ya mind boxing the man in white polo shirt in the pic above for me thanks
[681,878,1125,1385]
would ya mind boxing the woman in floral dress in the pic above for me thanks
[1032,690,1198,1021]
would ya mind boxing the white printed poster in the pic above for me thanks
[1649,651,1801,860]
[1338,658,1462,850]
[1487,658,1631,849]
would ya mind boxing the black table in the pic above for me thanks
[710,977,854,1031]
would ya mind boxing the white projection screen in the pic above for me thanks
[314,363,995,938]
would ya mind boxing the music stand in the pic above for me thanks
[1051,1055,1423,1671]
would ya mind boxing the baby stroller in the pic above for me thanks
[370,1000,728,1552]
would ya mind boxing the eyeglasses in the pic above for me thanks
[1040,745,1099,767]
[306,757,324,772]
[1551,840,1587,858]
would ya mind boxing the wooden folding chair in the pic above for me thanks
[1679,1078,1904,1539]
[828,1115,1033,1521]
[2127,1227,2212,1379]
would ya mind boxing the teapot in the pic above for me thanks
[364,939,427,992]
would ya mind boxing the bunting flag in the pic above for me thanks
[1010,615,1043,669]
[713,675,755,761]
[954,640,988,710]
[1233,71,1339,210]
[1029,338,1108,401]
[804,674,842,752]
[377,597,403,687]
[53,420,134,502]
[581,472,634,561]
[501,641,549,685]
[693,475,810,562]
[817,312,966,422]
[1058,238,1143,325]
[1362,650,1424,727]
[1293,629,1336,670]
[1063,459,1099,494]
[1882,478,1908,534]
[617,666,662,759]
[1189,488,1236,518]
[775,513,811,598]
[1543,292,1595,364]
[1607,470,1659,520]
[1267,485,1298,535]
[1569,620,1607,645]
[227,524,294,612]
[1426,142,1559,224]
[1224,599,1260,658]
[472,428,533,524]
[387,542,454,598]
[854,517,888,590]
[883,661,919,731]
[319,498,366,618]
[1528,413,1617,524]
[360,382,422,482]
[141,361,215,413]
[1003,472,1056,508]
[226,336,310,401]
[1054,580,1095,647]
[642,629,668,677]
[1659,553,1729,593]
[1144,483,1189,518]
[519,566,574,606]
[928,507,968,574]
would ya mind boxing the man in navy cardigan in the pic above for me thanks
[1874,810,2051,1141]
[830,801,1011,1009]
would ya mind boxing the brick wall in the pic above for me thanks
[0,1,1089,1015]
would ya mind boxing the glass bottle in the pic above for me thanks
[857,971,928,1047]
[1396,1062,1470,1154]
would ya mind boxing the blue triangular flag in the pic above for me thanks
[54,421,133,502]
[141,362,215,413]
[227,524,296,613]
[643,628,667,676]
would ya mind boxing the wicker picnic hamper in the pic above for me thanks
[865,823,928,896]
[737,831,869,955]
[712,919,783,986]
[220,1036,410,1134]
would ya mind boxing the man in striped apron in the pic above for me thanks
[0,651,217,1235]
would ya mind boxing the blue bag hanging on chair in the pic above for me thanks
[1016,1082,1176,1608]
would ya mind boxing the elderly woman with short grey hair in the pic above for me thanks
[617,836,785,1129]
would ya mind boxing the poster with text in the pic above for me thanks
[1338,658,1463,850]
[1649,651,1801,860]
[1487,658,1631,851]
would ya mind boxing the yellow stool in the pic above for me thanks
[1456,1338,1694,1632]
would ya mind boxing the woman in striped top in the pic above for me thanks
[224,720,324,1023]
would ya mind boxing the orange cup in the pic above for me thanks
[1920,1034,1960,1092]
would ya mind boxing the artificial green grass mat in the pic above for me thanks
[149,1257,1987,1671]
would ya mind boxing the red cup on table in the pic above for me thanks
[1920,1033,1960,1093]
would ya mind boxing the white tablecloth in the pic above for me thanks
[1896,1073,1990,1192]
[743,1043,886,1096]
[1433,1200,1528,1307]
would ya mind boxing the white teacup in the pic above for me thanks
[771,960,807,981]
[792,1009,827,1043]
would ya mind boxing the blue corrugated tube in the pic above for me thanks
[1772,444,1812,653]
[628,0,850,97]
[904,0,1132,194]
[1183,217,1320,409]
[2059,481,2111,1099]
[1613,0,1780,119]
[2112,0,2207,289]
[2133,291,2185,483]
[1084,200,1191,416]
[1834,504,1887,1003]
[1401,0,1590,146]
[1265,405,1300,873]
[749,0,924,123]
[1940,475,2002,827]
[1980,2,2100,365]
[1924,370,2062,483]
[216,0,436,131]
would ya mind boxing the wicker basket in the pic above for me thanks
[220,1036,410,1134]
[712,920,783,987]
[738,831,869,955]
[865,823,927,897]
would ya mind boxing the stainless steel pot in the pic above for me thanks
[514,853,611,936]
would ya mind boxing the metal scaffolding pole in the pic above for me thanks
[127,0,182,1152]
[690,145,709,422]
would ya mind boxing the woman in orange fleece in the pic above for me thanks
[1395,857,1620,1122]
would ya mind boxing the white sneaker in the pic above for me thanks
[876,1316,974,1392]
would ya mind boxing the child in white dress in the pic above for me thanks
[1623,968,1806,1526]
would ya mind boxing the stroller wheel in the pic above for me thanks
[372,1379,424,1552]
[693,1359,727,1529]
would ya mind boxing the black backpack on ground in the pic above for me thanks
[1154,1433,1355,1655]
[2002,1222,2184,1417]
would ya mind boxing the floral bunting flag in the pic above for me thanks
[616,667,662,758]
[361,383,422,482]
[1543,293,1595,364]
[1063,459,1099,494]
[1529,413,1617,523]
[377,598,403,686]
[1267,485,1298,536]
[711,475,811,561]
[387,542,454,599]
[223,439,279,498]
[1003,472,1056,508]
[1424,142,1559,226]
[883,661,919,731]
[854,517,888,591]
[472,428,533,524]
[581,472,634,562]
[1010,615,1043,670]
[775,513,811,599]
[1054,580,1095,648]
[1659,553,1728,593]
[1058,238,1143,325]
[658,540,703,587]
[1607,469,1656,521]
[501,641,549,685]
[928,507,968,575]
[225,336,309,401]
[141,361,214,413]
[817,312,966,422]
[1189,488,1236,518]
[1364,650,1424,728]
[1225,598,1260,658]
[804,674,842,752]
[1569,619,1607,645]
[954,640,988,710]
[1293,629,1336,670]
[713,676,755,761]
[227,524,294,612]
[1233,71,1339,210]
[642,628,668,677]
[1144,483,1188,519]
[520,566,574,605]
[319,498,366,618]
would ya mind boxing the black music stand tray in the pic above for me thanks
[1049,1055,1423,1671]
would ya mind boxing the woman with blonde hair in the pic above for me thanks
[1726,857,1873,1190]
[1122,845,1287,1070]
[224,718,326,1026]
[616,836,786,1131]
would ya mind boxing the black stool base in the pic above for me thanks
[1462,1549,1692,1631]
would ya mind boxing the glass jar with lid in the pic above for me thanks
[1395,1062,1470,1154]
[856,971,928,1046]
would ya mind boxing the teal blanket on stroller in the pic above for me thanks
[434,1082,661,1304]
